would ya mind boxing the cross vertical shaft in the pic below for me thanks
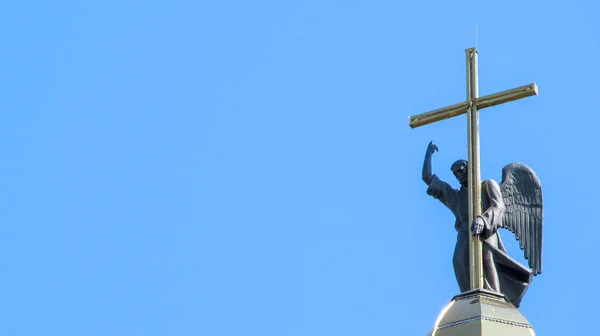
[466,48,483,290]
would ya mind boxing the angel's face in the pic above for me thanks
[452,163,468,187]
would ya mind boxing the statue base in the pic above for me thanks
[426,289,535,335]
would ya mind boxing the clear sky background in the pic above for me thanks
[1,1,598,335]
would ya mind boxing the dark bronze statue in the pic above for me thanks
[422,141,543,308]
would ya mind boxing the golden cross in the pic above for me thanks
[408,48,538,290]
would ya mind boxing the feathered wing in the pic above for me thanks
[499,162,544,276]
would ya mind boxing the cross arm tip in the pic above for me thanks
[408,115,416,128]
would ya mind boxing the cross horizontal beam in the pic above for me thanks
[409,83,538,129]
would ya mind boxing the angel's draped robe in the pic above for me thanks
[427,175,534,308]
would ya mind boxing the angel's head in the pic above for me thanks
[451,160,468,187]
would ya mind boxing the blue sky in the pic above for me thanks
[1,1,598,335]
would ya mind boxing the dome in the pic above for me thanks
[426,289,535,335]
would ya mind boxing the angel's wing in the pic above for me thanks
[499,162,543,276]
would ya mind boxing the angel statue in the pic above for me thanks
[422,141,543,308]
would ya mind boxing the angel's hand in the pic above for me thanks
[471,216,485,236]
[426,141,439,156]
